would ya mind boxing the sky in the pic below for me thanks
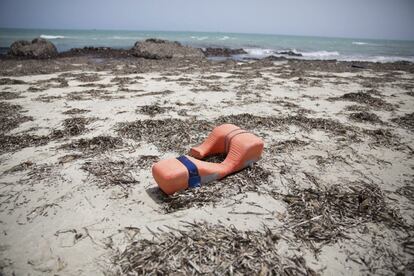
[0,0,413,40]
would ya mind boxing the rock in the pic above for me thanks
[277,50,302,57]
[131,39,204,59]
[60,46,132,58]
[202,47,247,57]
[9,38,57,59]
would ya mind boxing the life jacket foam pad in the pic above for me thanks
[152,124,264,195]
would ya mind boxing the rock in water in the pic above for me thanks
[277,50,302,57]
[131,39,204,59]
[9,38,57,59]
[202,47,247,57]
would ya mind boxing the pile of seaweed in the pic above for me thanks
[117,114,357,155]
[162,164,271,213]
[81,155,158,190]
[348,111,383,124]
[137,104,168,116]
[111,222,316,276]
[392,112,414,131]
[61,136,123,154]
[51,117,93,138]
[281,183,408,246]
[330,91,394,111]
[0,102,32,134]
[118,118,212,154]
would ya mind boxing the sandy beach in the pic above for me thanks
[0,48,413,275]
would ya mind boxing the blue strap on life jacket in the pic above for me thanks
[176,155,201,188]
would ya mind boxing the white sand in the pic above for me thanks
[0,62,413,275]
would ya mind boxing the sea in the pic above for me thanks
[1,28,414,62]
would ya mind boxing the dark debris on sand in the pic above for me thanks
[51,117,93,138]
[82,155,158,191]
[348,111,383,124]
[0,102,32,134]
[118,118,212,154]
[269,139,309,154]
[137,104,168,116]
[162,164,271,213]
[62,108,90,115]
[59,72,101,83]
[0,134,49,154]
[2,161,34,174]
[391,112,414,131]
[67,89,124,101]
[396,183,414,202]
[82,159,138,190]
[363,128,401,147]
[331,91,395,111]
[0,78,26,85]
[61,136,123,154]
[0,91,22,100]
[111,222,316,276]
[118,114,358,155]
[281,183,409,245]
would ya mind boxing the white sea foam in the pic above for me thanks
[40,34,65,39]
[352,41,369,45]
[191,36,208,41]
[301,51,340,58]
[244,48,275,56]
[110,36,141,40]
[218,36,230,40]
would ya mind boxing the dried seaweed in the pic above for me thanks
[61,136,123,154]
[281,183,407,244]
[0,91,22,100]
[391,112,414,131]
[344,105,367,112]
[60,73,102,83]
[136,155,159,169]
[331,91,394,111]
[162,164,271,213]
[396,184,414,202]
[215,114,355,137]
[82,159,138,190]
[118,114,356,155]
[137,104,168,116]
[118,118,212,154]
[62,108,90,115]
[363,128,400,147]
[111,222,316,276]
[349,111,383,124]
[34,94,63,102]
[269,139,309,154]
[0,134,49,154]
[67,89,124,101]
[0,78,26,85]
[35,77,68,88]
[2,161,33,174]
[51,117,92,138]
[0,102,32,134]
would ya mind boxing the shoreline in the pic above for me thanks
[2,44,414,64]
[1,44,413,78]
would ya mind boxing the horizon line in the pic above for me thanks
[1,26,413,42]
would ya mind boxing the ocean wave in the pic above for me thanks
[40,34,65,39]
[191,36,208,41]
[352,41,369,45]
[301,51,340,58]
[110,36,141,40]
[244,48,275,56]
[218,36,230,41]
